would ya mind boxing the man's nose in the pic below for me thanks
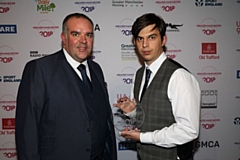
[79,35,87,44]
[143,39,149,48]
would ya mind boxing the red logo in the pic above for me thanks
[0,45,19,64]
[0,142,17,158]
[202,43,216,54]
[196,18,221,35]
[236,21,240,34]
[33,19,59,37]
[197,66,222,83]
[0,2,15,14]
[2,118,15,130]
[166,43,182,59]
[0,94,16,111]
[155,0,181,12]
[201,113,220,130]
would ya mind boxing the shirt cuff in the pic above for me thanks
[140,132,153,144]
[124,108,136,118]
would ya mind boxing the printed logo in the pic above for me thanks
[237,21,240,34]
[234,139,240,149]
[2,118,15,130]
[166,23,183,32]
[155,0,181,12]
[0,24,17,34]
[94,24,100,31]
[234,117,240,125]
[197,66,222,83]
[0,142,16,158]
[195,0,223,7]
[121,44,136,61]
[92,47,102,59]
[75,1,101,12]
[202,43,216,54]
[201,113,220,130]
[0,94,16,112]
[115,18,133,36]
[0,45,19,63]
[0,1,15,13]
[29,50,51,58]
[201,90,217,108]
[166,43,181,59]
[195,141,220,148]
[199,43,219,60]
[36,0,56,14]
[236,95,240,102]
[0,75,21,83]
[116,67,135,84]
[237,70,240,79]
[0,130,15,136]
[197,18,221,35]
[112,0,143,7]
[118,141,136,150]
[33,19,59,37]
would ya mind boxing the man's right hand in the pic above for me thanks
[113,96,136,114]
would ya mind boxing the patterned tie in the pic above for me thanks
[140,68,151,102]
[77,64,92,91]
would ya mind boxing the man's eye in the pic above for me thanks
[137,37,143,41]
[149,36,156,40]
[72,32,79,37]
[86,33,93,38]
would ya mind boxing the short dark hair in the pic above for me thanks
[132,13,166,41]
[62,13,94,34]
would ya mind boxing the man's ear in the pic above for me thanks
[61,32,66,45]
[162,36,167,47]
[132,37,136,45]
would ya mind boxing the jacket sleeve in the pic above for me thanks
[15,60,45,160]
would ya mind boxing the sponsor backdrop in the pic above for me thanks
[0,0,239,160]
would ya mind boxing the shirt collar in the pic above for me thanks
[63,48,88,69]
[144,52,167,75]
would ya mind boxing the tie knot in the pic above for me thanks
[78,64,86,71]
[146,68,151,73]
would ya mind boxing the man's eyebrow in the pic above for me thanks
[137,33,158,38]
[70,31,93,34]
[148,33,158,37]
[70,31,79,34]
[86,32,93,35]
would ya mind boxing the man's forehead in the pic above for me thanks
[138,26,160,36]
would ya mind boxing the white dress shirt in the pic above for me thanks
[63,48,91,81]
[130,52,200,148]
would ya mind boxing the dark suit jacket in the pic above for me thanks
[15,50,117,160]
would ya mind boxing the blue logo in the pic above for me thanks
[237,70,240,79]
[81,6,95,12]
[0,25,17,34]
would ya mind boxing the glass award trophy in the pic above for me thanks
[112,103,145,141]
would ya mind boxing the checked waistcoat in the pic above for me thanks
[134,58,191,160]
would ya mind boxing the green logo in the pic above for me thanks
[37,3,56,13]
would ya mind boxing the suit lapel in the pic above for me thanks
[58,50,89,119]
[88,60,107,98]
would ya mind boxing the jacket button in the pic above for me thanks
[86,148,90,152]
[87,128,91,132]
